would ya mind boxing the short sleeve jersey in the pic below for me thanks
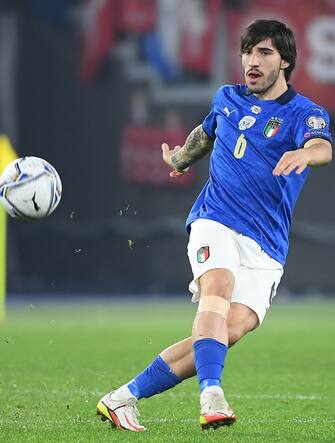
[186,85,332,265]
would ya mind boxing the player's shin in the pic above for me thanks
[193,296,230,391]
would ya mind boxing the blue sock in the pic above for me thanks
[127,355,182,399]
[193,338,228,392]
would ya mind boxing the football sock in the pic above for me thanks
[193,338,228,392]
[127,355,182,400]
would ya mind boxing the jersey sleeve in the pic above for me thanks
[294,105,332,148]
[202,87,224,139]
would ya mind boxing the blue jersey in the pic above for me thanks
[186,85,332,265]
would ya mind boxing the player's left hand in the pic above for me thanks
[273,149,310,176]
[161,143,190,177]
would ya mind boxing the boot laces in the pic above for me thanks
[124,397,141,423]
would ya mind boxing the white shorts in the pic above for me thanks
[187,219,284,324]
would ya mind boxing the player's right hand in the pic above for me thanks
[161,143,190,177]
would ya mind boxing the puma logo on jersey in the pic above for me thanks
[223,107,236,118]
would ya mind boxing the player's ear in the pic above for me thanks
[281,59,290,69]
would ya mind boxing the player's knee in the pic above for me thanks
[199,269,235,299]
[198,295,230,320]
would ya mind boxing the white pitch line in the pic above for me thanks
[1,388,334,401]
[142,418,335,424]
[142,417,335,424]
[229,393,331,401]
[165,391,335,401]
[1,417,335,426]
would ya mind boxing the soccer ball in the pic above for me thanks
[0,156,62,219]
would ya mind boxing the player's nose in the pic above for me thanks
[248,53,260,66]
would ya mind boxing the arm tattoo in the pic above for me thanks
[171,125,214,171]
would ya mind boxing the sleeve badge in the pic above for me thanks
[306,116,327,129]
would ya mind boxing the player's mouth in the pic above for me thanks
[247,70,263,83]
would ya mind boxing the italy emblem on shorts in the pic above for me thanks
[263,118,282,138]
[197,246,210,263]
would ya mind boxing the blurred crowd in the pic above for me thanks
[0,0,334,294]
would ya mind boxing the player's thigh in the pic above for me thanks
[187,219,240,302]
[231,266,283,326]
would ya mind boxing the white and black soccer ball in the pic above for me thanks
[0,156,62,219]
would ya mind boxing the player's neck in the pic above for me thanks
[253,77,288,101]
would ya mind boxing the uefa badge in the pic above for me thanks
[263,118,283,138]
[306,115,326,129]
[197,246,210,263]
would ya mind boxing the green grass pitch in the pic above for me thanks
[1,299,335,442]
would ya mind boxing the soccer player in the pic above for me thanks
[97,19,332,432]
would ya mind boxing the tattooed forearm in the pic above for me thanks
[171,125,214,171]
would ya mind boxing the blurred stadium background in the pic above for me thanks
[1,0,335,299]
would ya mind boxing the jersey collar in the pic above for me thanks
[275,85,297,104]
[243,84,297,104]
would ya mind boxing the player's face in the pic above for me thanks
[241,39,287,95]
